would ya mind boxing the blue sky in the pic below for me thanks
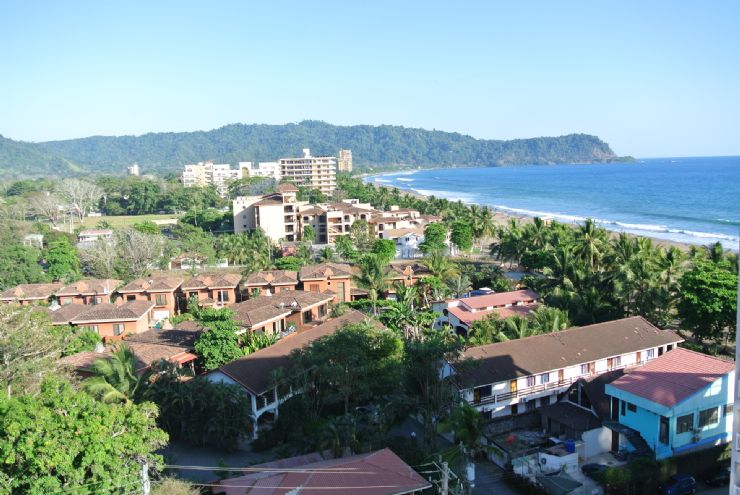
[1,1,738,157]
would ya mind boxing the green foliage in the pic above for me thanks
[0,122,623,178]
[450,220,473,252]
[288,321,403,416]
[83,344,152,404]
[151,477,200,495]
[678,260,737,344]
[354,254,392,315]
[302,224,316,243]
[0,305,67,399]
[439,402,487,455]
[334,235,358,262]
[371,238,396,263]
[44,237,80,282]
[350,219,372,252]
[274,256,304,271]
[0,244,46,290]
[147,374,251,451]
[420,223,447,254]
[194,320,244,371]
[62,327,101,356]
[0,378,167,494]
[132,220,160,234]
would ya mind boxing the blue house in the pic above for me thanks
[605,348,735,460]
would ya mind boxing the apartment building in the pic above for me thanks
[181,161,246,197]
[279,149,337,195]
[233,184,304,242]
[240,161,281,181]
[56,279,122,306]
[453,316,684,420]
[338,149,353,172]
[116,277,185,320]
[300,201,375,244]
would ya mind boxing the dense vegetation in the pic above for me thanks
[0,121,627,177]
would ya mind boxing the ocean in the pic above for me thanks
[365,156,740,250]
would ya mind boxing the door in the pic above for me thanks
[510,380,517,395]
[588,362,596,374]
[611,430,620,451]
[607,357,614,369]
[636,351,642,363]
[558,369,564,383]
[473,388,481,404]
[611,397,620,420]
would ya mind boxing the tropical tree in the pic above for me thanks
[45,237,81,282]
[354,254,391,316]
[446,274,472,298]
[424,249,459,279]
[83,344,152,404]
[678,261,737,344]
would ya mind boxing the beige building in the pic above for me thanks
[279,149,337,195]
[338,149,352,172]
[233,183,305,242]
[300,200,375,244]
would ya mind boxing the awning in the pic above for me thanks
[170,352,198,365]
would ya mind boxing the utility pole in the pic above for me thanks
[441,461,449,495]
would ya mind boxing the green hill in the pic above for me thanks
[0,121,628,178]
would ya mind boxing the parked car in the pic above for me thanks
[703,466,730,486]
[658,474,697,495]
[581,463,608,479]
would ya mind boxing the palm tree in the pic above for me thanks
[446,274,472,298]
[529,306,570,334]
[575,219,607,270]
[318,246,336,262]
[503,316,538,340]
[424,249,459,279]
[354,254,391,316]
[83,344,151,404]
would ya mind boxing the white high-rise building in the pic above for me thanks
[279,149,337,195]
[181,161,244,197]
[127,163,140,176]
[240,161,281,181]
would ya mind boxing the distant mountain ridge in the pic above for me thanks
[0,121,629,178]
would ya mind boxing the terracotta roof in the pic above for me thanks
[253,199,284,207]
[182,273,242,290]
[387,262,431,278]
[383,227,425,238]
[0,283,64,301]
[214,448,431,495]
[216,310,380,395]
[277,183,299,193]
[60,341,194,373]
[457,316,684,387]
[69,301,154,323]
[230,290,333,328]
[124,327,201,348]
[244,270,299,286]
[298,206,326,216]
[608,347,735,407]
[47,304,90,324]
[299,263,354,280]
[447,303,538,325]
[118,277,184,292]
[172,320,206,332]
[452,289,539,311]
[56,279,122,296]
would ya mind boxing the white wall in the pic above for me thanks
[581,427,612,459]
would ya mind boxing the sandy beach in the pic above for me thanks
[374,182,697,252]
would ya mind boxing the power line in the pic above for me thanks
[163,463,379,474]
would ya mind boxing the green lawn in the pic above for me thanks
[81,214,180,228]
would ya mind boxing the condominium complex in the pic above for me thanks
[181,161,248,197]
[338,149,352,172]
[240,161,281,181]
[279,149,337,195]
[233,183,303,242]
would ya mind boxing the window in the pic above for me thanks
[526,376,535,387]
[303,311,313,324]
[309,283,320,293]
[126,295,136,301]
[724,404,733,417]
[318,304,327,318]
[155,294,167,306]
[540,373,550,384]
[677,414,694,434]
[580,364,590,375]
[627,402,637,413]
[646,348,655,359]
[113,323,124,336]
[474,385,492,403]
[217,290,229,303]
[699,407,720,428]
[337,282,346,303]
[93,297,103,305]
[621,401,626,416]
[525,400,536,412]
[608,356,622,369]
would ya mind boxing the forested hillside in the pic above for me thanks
[0,121,628,178]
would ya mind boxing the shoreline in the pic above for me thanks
[365,174,705,253]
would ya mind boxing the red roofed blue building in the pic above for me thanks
[605,347,735,459]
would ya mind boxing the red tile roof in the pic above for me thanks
[447,303,538,325]
[608,347,735,407]
[68,301,154,323]
[453,289,539,311]
[56,279,122,296]
[0,283,64,301]
[214,448,431,495]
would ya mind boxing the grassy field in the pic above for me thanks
[81,214,180,228]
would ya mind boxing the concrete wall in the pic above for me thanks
[581,427,613,459]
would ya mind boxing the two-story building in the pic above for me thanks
[298,263,353,303]
[55,279,122,306]
[0,283,64,305]
[181,273,242,309]
[605,347,735,460]
[206,310,379,437]
[387,262,432,288]
[433,289,540,336]
[453,316,684,420]
[116,277,185,320]
[48,300,155,340]
[243,270,299,297]
[229,290,334,335]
